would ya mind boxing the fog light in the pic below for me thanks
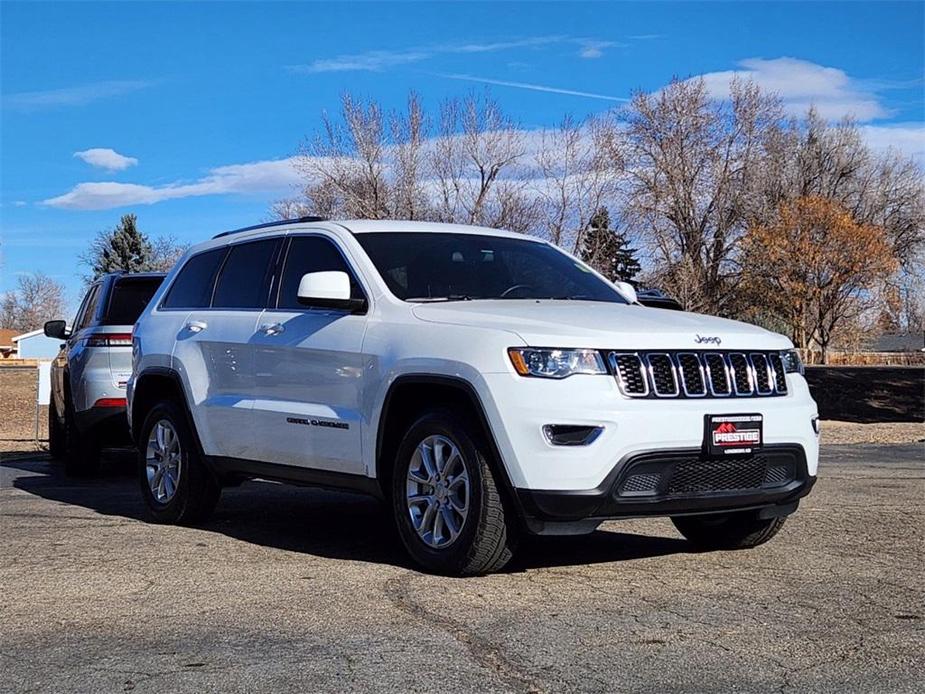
[543,425,603,446]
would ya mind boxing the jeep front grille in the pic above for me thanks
[608,351,788,399]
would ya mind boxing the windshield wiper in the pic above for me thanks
[407,294,473,303]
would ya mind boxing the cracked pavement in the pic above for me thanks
[1,444,922,693]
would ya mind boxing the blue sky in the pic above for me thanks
[2,1,923,308]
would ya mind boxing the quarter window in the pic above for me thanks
[212,239,281,309]
[277,236,364,310]
[162,248,226,309]
[75,285,101,332]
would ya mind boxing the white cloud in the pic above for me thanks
[859,123,925,162]
[13,201,27,207]
[288,36,621,73]
[2,80,153,111]
[42,157,302,211]
[577,40,619,59]
[692,57,888,121]
[440,74,629,102]
[74,148,138,172]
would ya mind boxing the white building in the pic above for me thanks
[12,329,63,360]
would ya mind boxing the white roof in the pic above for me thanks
[12,329,45,342]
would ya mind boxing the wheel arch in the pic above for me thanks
[374,375,521,512]
[131,367,200,452]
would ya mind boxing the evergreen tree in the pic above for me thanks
[91,214,153,277]
[580,207,641,283]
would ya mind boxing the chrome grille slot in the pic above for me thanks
[611,353,648,396]
[646,353,679,396]
[750,353,773,394]
[767,353,788,393]
[728,353,753,395]
[676,353,706,396]
[703,353,731,396]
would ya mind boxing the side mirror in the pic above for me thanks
[297,271,366,312]
[44,320,69,340]
[614,281,638,304]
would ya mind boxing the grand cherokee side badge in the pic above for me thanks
[286,416,349,430]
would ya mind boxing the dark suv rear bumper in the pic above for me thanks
[75,405,132,445]
[517,444,815,534]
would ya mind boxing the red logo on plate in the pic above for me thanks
[716,422,737,434]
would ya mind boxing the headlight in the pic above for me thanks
[508,347,607,379]
[780,349,804,375]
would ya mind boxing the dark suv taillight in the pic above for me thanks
[86,332,133,347]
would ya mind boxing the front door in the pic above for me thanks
[250,234,369,474]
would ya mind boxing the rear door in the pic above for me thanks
[250,234,369,474]
[167,239,282,460]
[66,282,105,412]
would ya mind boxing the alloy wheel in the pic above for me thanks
[146,419,181,503]
[405,434,470,548]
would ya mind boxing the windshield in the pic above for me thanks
[354,232,627,303]
[102,276,164,325]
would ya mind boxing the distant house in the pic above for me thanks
[12,329,64,360]
[870,332,925,353]
[0,328,17,358]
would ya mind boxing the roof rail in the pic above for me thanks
[212,216,328,239]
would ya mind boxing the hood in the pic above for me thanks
[411,300,791,351]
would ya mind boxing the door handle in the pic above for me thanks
[260,322,285,336]
[186,321,208,333]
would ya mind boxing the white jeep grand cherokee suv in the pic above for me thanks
[128,217,818,575]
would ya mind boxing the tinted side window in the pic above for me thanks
[212,239,281,309]
[277,236,363,310]
[162,248,226,309]
[76,285,102,331]
[103,277,164,325]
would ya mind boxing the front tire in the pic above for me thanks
[138,400,220,525]
[391,409,517,576]
[672,511,786,550]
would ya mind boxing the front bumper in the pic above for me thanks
[481,371,820,491]
[517,443,815,534]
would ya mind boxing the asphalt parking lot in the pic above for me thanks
[1,443,922,693]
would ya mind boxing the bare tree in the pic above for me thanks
[0,273,67,332]
[621,77,783,313]
[428,93,535,230]
[535,115,621,253]
[285,91,536,232]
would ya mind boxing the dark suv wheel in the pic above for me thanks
[64,399,100,477]
[672,511,786,550]
[138,400,220,524]
[47,397,66,460]
[391,409,517,576]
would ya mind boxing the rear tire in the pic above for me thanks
[47,397,66,460]
[64,402,100,477]
[391,409,517,576]
[138,400,220,525]
[672,511,786,550]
